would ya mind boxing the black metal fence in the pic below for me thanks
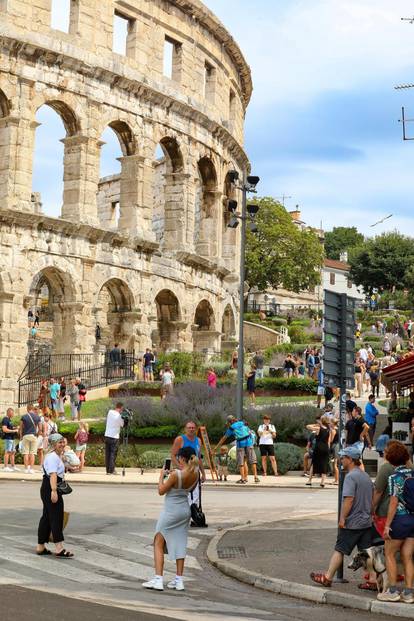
[18,351,135,407]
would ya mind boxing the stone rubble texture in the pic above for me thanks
[0,0,251,407]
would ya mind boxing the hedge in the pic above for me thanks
[264,343,322,358]
[255,376,318,393]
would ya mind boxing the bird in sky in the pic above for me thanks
[370,214,393,227]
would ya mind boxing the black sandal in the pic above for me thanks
[55,549,74,558]
[36,548,52,556]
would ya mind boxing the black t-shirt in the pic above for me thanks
[143,352,154,366]
[2,416,16,439]
[345,417,365,445]
[346,399,357,413]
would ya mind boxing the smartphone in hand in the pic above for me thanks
[163,458,171,472]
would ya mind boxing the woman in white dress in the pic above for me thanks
[143,447,199,592]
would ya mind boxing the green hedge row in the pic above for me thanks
[255,377,318,393]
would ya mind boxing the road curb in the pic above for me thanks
[206,526,414,618]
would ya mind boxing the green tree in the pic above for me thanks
[324,226,364,260]
[245,197,324,293]
[349,232,414,294]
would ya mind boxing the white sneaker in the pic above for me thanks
[167,578,184,591]
[2,466,13,472]
[24,468,31,474]
[401,591,414,604]
[12,466,21,471]
[377,589,401,602]
[142,577,163,591]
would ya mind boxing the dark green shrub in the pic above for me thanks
[288,325,307,343]
[274,443,304,474]
[140,450,170,468]
[255,377,317,394]
[201,361,230,377]
[270,317,288,327]
[264,343,322,359]
[243,404,319,443]
[155,352,204,381]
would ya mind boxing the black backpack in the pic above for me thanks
[190,477,208,528]
[402,471,414,514]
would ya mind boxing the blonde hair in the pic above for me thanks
[321,415,331,426]
[79,421,89,432]
[187,454,199,473]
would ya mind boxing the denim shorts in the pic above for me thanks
[4,438,15,453]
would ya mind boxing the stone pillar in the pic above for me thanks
[117,154,155,241]
[61,135,99,226]
[0,291,27,409]
[196,190,221,260]
[163,172,191,251]
[0,115,20,210]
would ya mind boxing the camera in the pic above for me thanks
[121,407,133,426]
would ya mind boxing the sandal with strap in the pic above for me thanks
[358,581,378,592]
[55,549,74,558]
[236,479,246,484]
[36,548,52,556]
[254,477,260,483]
[310,572,332,587]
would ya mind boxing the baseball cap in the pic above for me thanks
[338,446,361,459]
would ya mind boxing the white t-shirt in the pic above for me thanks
[104,409,124,439]
[358,348,368,362]
[161,371,174,386]
[43,451,65,477]
[258,424,276,445]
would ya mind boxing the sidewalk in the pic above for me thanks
[207,515,413,618]
[0,468,337,488]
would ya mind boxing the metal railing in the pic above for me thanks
[18,351,135,407]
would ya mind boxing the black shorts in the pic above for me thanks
[259,444,275,457]
[334,527,373,556]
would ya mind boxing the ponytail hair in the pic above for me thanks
[187,454,199,473]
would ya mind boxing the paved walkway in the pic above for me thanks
[208,515,414,619]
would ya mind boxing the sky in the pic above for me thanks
[33,0,414,235]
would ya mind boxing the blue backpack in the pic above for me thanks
[402,471,414,514]
[230,421,251,441]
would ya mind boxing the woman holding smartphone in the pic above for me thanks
[142,447,199,592]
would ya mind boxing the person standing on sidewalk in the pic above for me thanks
[2,408,19,471]
[19,404,41,474]
[215,415,260,484]
[104,402,124,475]
[171,421,206,483]
[364,394,379,445]
[310,445,373,587]
[257,415,278,476]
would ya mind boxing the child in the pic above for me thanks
[74,422,89,472]
[217,446,229,481]
[62,437,80,471]
[207,367,217,389]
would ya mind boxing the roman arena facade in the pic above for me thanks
[0,0,251,407]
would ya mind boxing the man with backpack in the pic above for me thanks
[214,415,260,484]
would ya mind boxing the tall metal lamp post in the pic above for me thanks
[226,170,260,419]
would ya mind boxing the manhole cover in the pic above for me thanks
[217,546,247,559]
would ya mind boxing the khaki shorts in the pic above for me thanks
[21,434,38,455]
[236,446,257,467]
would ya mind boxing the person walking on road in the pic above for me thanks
[310,445,373,587]
[142,446,199,592]
[36,433,74,558]
[104,402,124,475]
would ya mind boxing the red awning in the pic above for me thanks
[382,354,414,389]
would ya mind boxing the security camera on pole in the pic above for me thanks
[226,170,260,421]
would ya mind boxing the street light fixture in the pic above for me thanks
[226,170,260,420]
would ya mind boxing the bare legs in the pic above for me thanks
[154,532,185,578]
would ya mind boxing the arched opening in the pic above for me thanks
[32,102,79,218]
[222,172,238,268]
[221,304,236,352]
[97,121,135,230]
[194,157,218,258]
[153,289,182,352]
[94,278,135,350]
[28,267,76,355]
[193,299,218,353]
[0,89,10,118]
[152,136,184,245]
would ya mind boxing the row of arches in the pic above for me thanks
[0,88,238,265]
[29,268,236,355]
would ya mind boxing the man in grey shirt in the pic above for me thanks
[310,445,373,587]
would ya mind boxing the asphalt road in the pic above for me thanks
[0,482,378,621]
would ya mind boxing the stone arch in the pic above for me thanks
[193,298,219,353]
[28,266,76,354]
[221,171,238,268]
[0,88,11,118]
[42,99,80,136]
[221,303,236,352]
[195,156,219,258]
[152,135,185,245]
[94,277,136,350]
[153,289,182,352]
[107,120,136,157]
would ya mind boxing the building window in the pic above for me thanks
[113,12,136,57]
[204,62,215,102]
[229,89,236,120]
[163,37,182,82]
[112,201,120,228]
[347,278,352,289]
[51,0,71,32]
[329,272,335,285]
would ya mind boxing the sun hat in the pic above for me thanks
[48,433,64,445]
